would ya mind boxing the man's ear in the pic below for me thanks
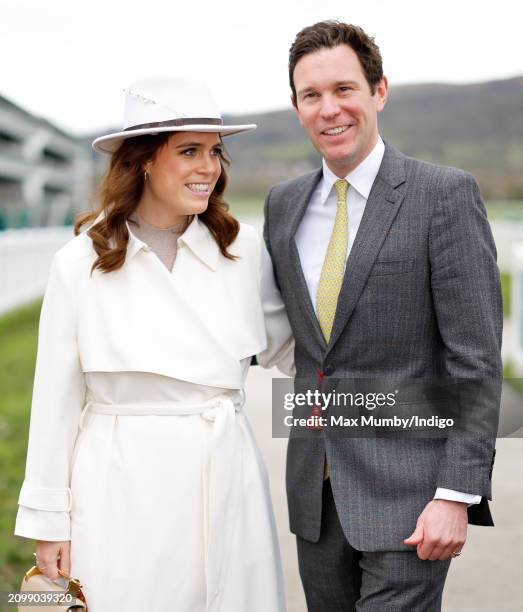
[375,76,389,113]
[291,95,305,127]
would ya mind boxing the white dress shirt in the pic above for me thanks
[295,136,480,507]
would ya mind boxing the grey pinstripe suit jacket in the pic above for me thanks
[263,143,503,551]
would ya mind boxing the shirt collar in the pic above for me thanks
[123,214,218,271]
[320,135,385,204]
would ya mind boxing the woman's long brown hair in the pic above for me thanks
[75,133,239,273]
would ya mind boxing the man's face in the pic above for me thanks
[292,44,388,177]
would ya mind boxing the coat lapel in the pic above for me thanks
[285,169,328,350]
[326,145,407,353]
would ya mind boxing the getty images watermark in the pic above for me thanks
[283,389,454,430]
[271,377,503,439]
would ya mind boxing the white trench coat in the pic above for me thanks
[15,217,293,612]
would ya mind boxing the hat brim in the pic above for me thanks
[92,123,257,154]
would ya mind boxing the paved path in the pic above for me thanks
[244,365,523,612]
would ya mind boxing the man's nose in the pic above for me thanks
[319,96,341,120]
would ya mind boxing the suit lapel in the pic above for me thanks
[326,145,407,353]
[284,169,328,349]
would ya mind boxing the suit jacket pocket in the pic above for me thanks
[369,258,414,276]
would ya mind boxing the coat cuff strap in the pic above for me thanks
[18,481,72,512]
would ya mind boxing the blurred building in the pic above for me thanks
[0,93,93,229]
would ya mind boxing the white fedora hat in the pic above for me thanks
[92,76,257,154]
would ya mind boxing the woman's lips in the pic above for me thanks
[185,183,211,196]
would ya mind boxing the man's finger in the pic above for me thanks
[428,543,447,561]
[417,537,437,561]
[440,539,465,561]
[404,523,424,546]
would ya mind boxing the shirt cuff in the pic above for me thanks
[434,487,482,506]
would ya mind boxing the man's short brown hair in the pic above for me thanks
[289,20,383,103]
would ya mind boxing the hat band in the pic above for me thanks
[124,117,223,131]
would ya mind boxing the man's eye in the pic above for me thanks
[304,92,317,100]
[339,86,353,93]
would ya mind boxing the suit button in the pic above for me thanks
[324,364,335,376]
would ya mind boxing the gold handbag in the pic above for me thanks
[19,565,88,611]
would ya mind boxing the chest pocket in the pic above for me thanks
[369,258,414,276]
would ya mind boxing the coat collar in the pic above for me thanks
[177,216,220,271]
[90,212,220,271]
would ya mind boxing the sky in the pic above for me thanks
[1,0,522,136]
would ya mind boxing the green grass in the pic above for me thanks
[227,195,265,218]
[0,300,41,594]
[486,200,523,220]
[226,197,523,223]
[501,272,511,318]
[503,362,523,396]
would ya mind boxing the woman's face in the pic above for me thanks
[142,131,223,223]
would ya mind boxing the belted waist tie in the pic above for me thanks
[79,392,245,612]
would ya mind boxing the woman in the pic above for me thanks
[14,77,293,611]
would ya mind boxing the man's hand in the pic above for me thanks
[404,499,467,561]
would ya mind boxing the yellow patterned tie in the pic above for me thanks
[316,179,349,481]
[316,179,349,343]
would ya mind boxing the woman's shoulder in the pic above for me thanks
[52,230,95,271]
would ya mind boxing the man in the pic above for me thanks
[263,21,502,611]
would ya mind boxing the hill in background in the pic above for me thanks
[219,76,523,200]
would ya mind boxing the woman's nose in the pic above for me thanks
[197,155,219,176]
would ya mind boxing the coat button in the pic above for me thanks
[324,364,335,376]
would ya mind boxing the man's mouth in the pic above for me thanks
[186,183,211,195]
[321,125,352,136]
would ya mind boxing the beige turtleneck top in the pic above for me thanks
[128,211,188,271]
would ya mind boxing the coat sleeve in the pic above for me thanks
[14,252,86,541]
[429,171,502,499]
[256,234,295,376]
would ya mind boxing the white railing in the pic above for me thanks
[0,218,520,316]
[490,220,523,273]
[0,226,74,315]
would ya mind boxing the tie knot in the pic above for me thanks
[334,179,349,202]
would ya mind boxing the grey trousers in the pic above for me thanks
[296,480,451,612]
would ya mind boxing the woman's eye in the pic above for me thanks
[211,148,223,156]
[181,148,196,156]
